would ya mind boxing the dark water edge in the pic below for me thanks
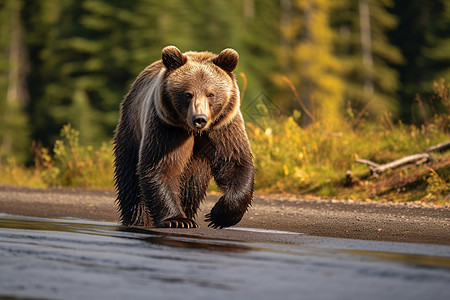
[1,214,450,300]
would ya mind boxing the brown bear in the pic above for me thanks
[113,46,255,229]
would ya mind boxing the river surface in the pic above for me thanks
[1,213,449,300]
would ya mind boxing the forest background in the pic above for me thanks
[0,0,449,202]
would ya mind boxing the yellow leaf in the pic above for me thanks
[283,165,289,176]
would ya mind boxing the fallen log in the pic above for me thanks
[356,153,434,176]
[355,141,449,176]
[371,158,450,197]
[354,159,380,169]
[426,141,450,153]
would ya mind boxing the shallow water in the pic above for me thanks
[1,214,449,300]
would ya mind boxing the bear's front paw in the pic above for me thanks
[205,201,245,229]
[154,217,198,228]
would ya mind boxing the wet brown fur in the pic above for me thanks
[113,46,255,228]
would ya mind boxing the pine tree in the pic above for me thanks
[0,0,30,162]
[332,0,403,119]
[390,0,450,121]
[278,0,345,125]
[237,0,281,105]
[26,0,139,146]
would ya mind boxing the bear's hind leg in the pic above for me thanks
[114,128,148,226]
[180,158,211,223]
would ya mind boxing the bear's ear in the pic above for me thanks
[213,48,239,73]
[162,46,187,71]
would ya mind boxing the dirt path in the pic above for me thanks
[0,184,449,245]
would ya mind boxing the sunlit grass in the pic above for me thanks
[248,114,449,197]
[1,124,115,189]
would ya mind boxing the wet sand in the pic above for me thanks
[0,184,449,245]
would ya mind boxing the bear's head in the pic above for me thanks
[158,46,240,132]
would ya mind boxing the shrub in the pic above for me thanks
[34,124,114,189]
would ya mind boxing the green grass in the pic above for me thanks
[247,114,449,199]
[0,124,115,189]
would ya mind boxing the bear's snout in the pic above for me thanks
[192,114,208,129]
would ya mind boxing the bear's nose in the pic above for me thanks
[192,114,208,129]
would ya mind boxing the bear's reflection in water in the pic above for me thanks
[119,226,252,253]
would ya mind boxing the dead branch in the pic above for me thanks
[426,141,450,153]
[372,153,433,175]
[356,153,433,176]
[355,141,449,176]
[355,159,380,168]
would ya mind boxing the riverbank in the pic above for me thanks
[0,184,448,245]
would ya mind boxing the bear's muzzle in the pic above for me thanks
[192,114,208,129]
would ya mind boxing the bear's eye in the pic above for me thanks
[185,92,193,99]
[207,93,215,99]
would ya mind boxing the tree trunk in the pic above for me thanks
[1,0,29,156]
[243,0,255,20]
[301,0,315,126]
[6,0,29,106]
[359,0,374,99]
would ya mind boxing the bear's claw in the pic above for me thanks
[154,217,198,228]
[205,213,223,229]
[205,199,245,229]
[205,212,241,229]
